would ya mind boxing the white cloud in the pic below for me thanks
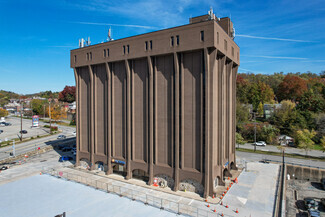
[236,34,315,43]
[70,21,157,29]
[241,55,308,60]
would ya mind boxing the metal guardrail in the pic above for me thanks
[262,159,325,169]
[43,169,234,217]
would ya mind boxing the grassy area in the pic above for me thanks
[236,147,325,162]
[0,131,60,148]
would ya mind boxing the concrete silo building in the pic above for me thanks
[71,11,239,197]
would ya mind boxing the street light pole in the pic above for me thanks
[49,99,52,134]
[254,112,257,152]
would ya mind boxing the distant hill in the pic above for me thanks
[0,90,59,107]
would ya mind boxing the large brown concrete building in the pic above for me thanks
[71,11,239,197]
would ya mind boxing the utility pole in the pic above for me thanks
[20,101,23,141]
[12,140,15,157]
[49,99,51,134]
[43,104,45,119]
[254,112,256,152]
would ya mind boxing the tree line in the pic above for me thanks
[236,71,325,153]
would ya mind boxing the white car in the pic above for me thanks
[71,131,76,136]
[254,141,266,146]
[57,135,66,140]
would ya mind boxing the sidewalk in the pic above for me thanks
[238,143,325,158]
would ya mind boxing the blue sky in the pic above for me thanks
[0,0,324,94]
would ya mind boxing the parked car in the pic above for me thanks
[321,198,325,206]
[20,130,27,134]
[0,130,3,134]
[58,156,73,162]
[71,131,76,136]
[308,208,320,217]
[71,148,76,153]
[305,198,319,210]
[321,178,325,190]
[253,141,266,146]
[0,165,8,171]
[57,135,66,140]
[62,147,72,152]
[57,144,66,150]
[0,122,11,126]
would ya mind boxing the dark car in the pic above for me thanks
[0,122,11,126]
[0,130,3,133]
[59,156,72,162]
[305,198,319,210]
[0,165,8,171]
[57,135,66,140]
[321,178,325,190]
[62,147,72,152]
[57,144,67,150]
[20,130,27,134]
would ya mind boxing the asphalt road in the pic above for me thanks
[239,143,325,158]
[236,150,325,169]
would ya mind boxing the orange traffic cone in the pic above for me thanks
[221,213,224,216]
[226,204,229,208]
[213,208,216,212]
[205,199,208,202]
[222,193,224,196]
[235,208,239,213]
[227,187,229,190]
[212,194,215,199]
[207,204,210,208]
[220,196,223,199]
[227,177,230,180]
[40,172,42,175]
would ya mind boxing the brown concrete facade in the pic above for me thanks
[71,14,239,197]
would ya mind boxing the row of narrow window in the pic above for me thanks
[170,35,180,46]
[76,31,237,62]
[145,40,153,51]
[86,52,92,61]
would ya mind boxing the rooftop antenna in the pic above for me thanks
[107,27,113,41]
[208,7,216,20]
[86,37,91,46]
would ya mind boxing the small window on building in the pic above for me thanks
[107,48,109,57]
[74,55,77,63]
[103,49,106,57]
[123,45,125,54]
[232,47,234,56]
[90,52,92,60]
[200,31,204,41]
[86,53,89,60]
[127,45,129,54]
[217,32,219,44]
[170,36,174,47]
[145,41,148,51]
[176,35,179,45]
[150,40,152,50]
[224,40,227,51]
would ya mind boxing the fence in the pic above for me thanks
[43,169,233,217]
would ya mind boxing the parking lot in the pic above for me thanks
[286,179,325,216]
[0,116,49,142]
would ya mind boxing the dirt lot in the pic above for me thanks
[286,179,325,217]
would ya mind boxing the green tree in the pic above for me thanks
[236,132,246,148]
[257,102,264,117]
[296,129,316,156]
[297,89,325,113]
[31,99,47,116]
[320,136,325,152]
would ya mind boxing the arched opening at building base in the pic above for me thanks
[132,169,149,183]
[154,174,175,189]
[179,179,204,196]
